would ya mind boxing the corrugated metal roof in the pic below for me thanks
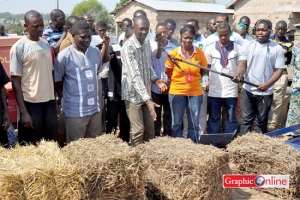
[120,0,233,14]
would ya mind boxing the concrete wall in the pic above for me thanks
[114,1,233,39]
[114,2,158,35]
[232,0,300,27]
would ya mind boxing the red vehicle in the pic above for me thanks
[0,36,21,127]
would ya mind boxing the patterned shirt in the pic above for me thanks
[291,47,300,89]
[43,26,64,47]
[54,45,101,117]
[121,34,158,104]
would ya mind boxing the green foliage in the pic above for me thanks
[115,0,130,10]
[71,0,113,27]
[0,12,50,35]
[7,23,23,35]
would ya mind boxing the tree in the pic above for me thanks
[71,0,113,26]
[115,0,130,10]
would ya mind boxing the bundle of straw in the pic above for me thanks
[228,133,300,199]
[137,137,231,200]
[62,134,145,200]
[0,141,83,200]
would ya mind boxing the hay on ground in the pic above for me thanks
[227,132,300,199]
[62,134,145,200]
[0,141,83,200]
[136,137,231,200]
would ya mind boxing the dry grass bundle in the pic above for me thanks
[136,137,231,200]
[62,134,145,200]
[227,132,300,199]
[0,141,83,200]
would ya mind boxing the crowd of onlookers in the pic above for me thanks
[0,7,299,147]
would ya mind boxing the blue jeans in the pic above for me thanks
[169,95,202,143]
[207,97,238,134]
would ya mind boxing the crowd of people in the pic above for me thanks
[0,8,299,147]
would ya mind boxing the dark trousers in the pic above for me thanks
[106,99,130,142]
[0,126,8,147]
[207,97,238,134]
[18,100,57,145]
[152,92,172,136]
[102,78,108,132]
[239,89,273,134]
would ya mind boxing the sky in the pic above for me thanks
[0,0,230,14]
[0,0,119,14]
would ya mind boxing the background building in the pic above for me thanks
[227,0,300,27]
[112,0,233,38]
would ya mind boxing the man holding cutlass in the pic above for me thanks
[234,19,285,134]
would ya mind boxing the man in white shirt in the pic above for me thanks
[204,14,245,49]
[118,18,133,47]
[205,23,242,134]
[10,10,57,144]
[235,19,285,134]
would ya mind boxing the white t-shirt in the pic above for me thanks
[10,37,55,103]
[205,41,243,98]
[118,32,126,46]
[240,40,286,95]
[90,35,109,79]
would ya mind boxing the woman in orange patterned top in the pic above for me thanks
[165,25,208,143]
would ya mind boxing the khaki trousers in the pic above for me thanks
[126,101,155,146]
[268,74,289,131]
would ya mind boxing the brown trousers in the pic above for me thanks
[125,101,154,146]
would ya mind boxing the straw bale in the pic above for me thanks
[0,141,83,200]
[136,137,231,200]
[227,133,300,199]
[62,134,145,200]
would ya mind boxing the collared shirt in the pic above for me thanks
[59,32,73,52]
[43,26,64,47]
[90,35,110,78]
[165,46,208,96]
[193,34,206,49]
[239,33,254,46]
[270,34,293,65]
[121,34,158,104]
[10,37,55,103]
[205,41,243,98]
[150,39,177,52]
[151,41,170,94]
[55,45,101,117]
[204,32,244,50]
[240,40,286,95]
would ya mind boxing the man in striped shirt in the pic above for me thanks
[43,9,65,53]
[121,16,167,146]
